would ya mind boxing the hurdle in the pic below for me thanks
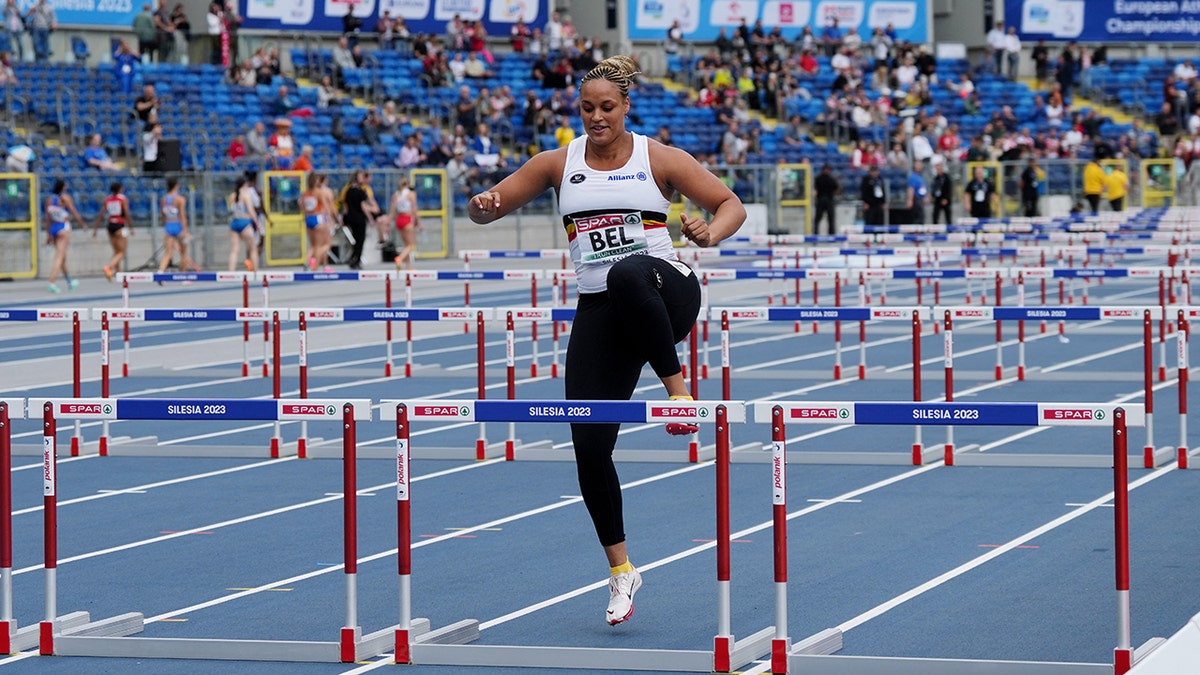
[35,397,392,663]
[116,272,258,377]
[937,306,1167,468]
[754,400,1153,675]
[0,309,85,456]
[382,399,813,672]
[1172,307,1195,469]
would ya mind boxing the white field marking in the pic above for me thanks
[807,498,862,504]
[13,453,98,472]
[477,462,944,631]
[1068,503,1114,507]
[0,323,241,358]
[11,457,299,517]
[835,466,1171,634]
[10,459,506,576]
[97,489,147,495]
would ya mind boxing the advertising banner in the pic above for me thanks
[24,0,140,28]
[1007,0,1200,42]
[628,0,928,43]
[240,0,547,35]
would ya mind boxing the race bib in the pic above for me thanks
[47,205,69,222]
[302,195,319,211]
[573,211,648,265]
[974,189,985,202]
[873,186,883,199]
[105,200,123,216]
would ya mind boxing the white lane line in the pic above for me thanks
[835,466,1171,634]
[10,459,506,576]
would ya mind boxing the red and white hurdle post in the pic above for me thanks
[1143,310,1155,469]
[100,312,111,456]
[721,311,731,400]
[1113,407,1132,675]
[1178,309,1190,469]
[912,310,923,465]
[270,311,282,459]
[476,311,488,460]
[385,275,394,377]
[505,311,517,461]
[298,312,309,459]
[0,401,11,656]
[770,406,789,675]
[943,310,956,465]
[712,406,734,672]
[71,312,81,457]
[339,403,361,663]
[39,402,57,655]
[261,277,271,378]
[242,275,251,377]
[394,404,412,664]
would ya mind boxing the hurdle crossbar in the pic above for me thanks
[382,400,782,673]
[37,398,381,663]
[754,400,1150,675]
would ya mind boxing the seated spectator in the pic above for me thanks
[454,84,478,130]
[379,100,404,135]
[1156,101,1180,138]
[448,52,467,82]
[895,56,919,89]
[842,26,862,54]
[654,125,673,146]
[798,49,819,76]
[554,115,575,147]
[317,74,346,108]
[83,134,121,171]
[227,133,245,163]
[5,144,33,173]
[292,144,314,172]
[1175,59,1197,85]
[886,142,908,168]
[721,120,748,165]
[449,123,470,156]
[830,47,852,73]
[233,59,256,87]
[245,121,269,158]
[783,113,807,146]
[395,133,425,169]
[360,107,382,146]
[270,85,297,116]
[446,147,476,197]
[463,51,492,79]
[470,122,503,172]
[489,85,514,121]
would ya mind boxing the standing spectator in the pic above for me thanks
[142,122,162,173]
[153,0,175,63]
[665,19,682,65]
[133,4,157,62]
[906,160,928,224]
[963,166,997,219]
[3,0,23,62]
[221,0,240,64]
[985,20,1006,74]
[1106,164,1128,212]
[930,160,953,224]
[545,11,563,51]
[341,3,362,49]
[859,165,886,225]
[1082,157,1105,213]
[1056,43,1076,97]
[113,40,140,95]
[1019,157,1040,217]
[205,1,223,65]
[245,121,268,160]
[376,10,394,50]
[268,118,295,168]
[170,3,190,63]
[24,0,54,63]
[134,84,160,123]
[813,164,840,234]
[510,18,530,53]
[1032,39,1049,85]
[1004,26,1021,79]
[820,17,842,57]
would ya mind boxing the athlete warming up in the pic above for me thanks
[467,55,746,627]
[45,178,86,293]
[93,181,132,281]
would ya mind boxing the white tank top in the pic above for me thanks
[557,133,676,294]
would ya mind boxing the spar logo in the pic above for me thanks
[730,310,765,319]
[416,405,470,417]
[440,311,470,319]
[110,310,140,320]
[954,309,990,318]
[1043,408,1105,421]
[790,407,848,419]
[38,310,69,320]
[573,213,625,233]
[651,406,706,418]
[873,310,903,318]
[306,310,339,319]
[1102,309,1137,318]
[282,404,338,417]
[61,403,112,415]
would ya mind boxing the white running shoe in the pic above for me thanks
[605,567,642,625]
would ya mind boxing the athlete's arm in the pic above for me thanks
[468,149,562,224]
[177,195,188,230]
[653,144,745,247]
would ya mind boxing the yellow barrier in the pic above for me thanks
[410,169,448,258]
[1141,158,1176,208]
[0,173,37,279]
[262,171,308,267]
[776,163,812,234]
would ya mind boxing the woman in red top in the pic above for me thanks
[92,181,131,281]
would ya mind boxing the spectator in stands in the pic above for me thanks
[170,3,190,60]
[869,28,892,71]
[360,107,382,146]
[654,125,673,146]
[985,20,1005,74]
[1044,90,1065,127]
[510,18,530,53]
[232,58,255,86]
[937,123,962,160]
[24,0,53,62]
[963,166,997,218]
[886,142,908,169]
[470,122,504,176]
[378,100,403,136]
[447,52,466,82]
[292,144,313,172]
[859,165,886,225]
[1175,59,1197,85]
[226,133,245,163]
[395,133,424,169]
[332,36,356,86]
[113,40,139,95]
[463,51,493,79]
[445,147,476,199]
[665,19,682,63]
[205,1,223,66]
[842,27,862,55]
[798,48,819,77]
[152,0,175,63]
[316,74,344,108]
[134,84,160,123]
[245,121,268,159]
[251,45,279,85]
[489,85,514,122]
[133,4,157,62]
[554,114,575,147]
[268,118,295,168]
[142,121,161,172]
[270,85,297,117]
[1031,39,1049,85]
[930,160,952,224]
[821,17,842,57]
[220,0,240,64]
[783,113,807,146]
[545,10,563,51]
[1018,157,1040,217]
[721,120,748,165]
[376,10,394,50]
[1003,26,1020,79]
[341,3,362,49]
[1055,44,1076,97]
[906,160,928,224]
[454,85,478,130]
[84,135,121,172]
[450,123,470,156]
[2,0,22,63]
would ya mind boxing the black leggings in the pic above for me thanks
[565,255,701,547]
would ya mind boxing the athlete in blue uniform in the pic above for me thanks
[228,176,260,271]
[156,177,198,275]
[45,179,85,292]
[468,55,746,626]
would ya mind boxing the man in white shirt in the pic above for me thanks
[1175,59,1197,84]
[986,20,1006,74]
[1004,27,1021,79]
[545,11,563,51]
[830,47,851,73]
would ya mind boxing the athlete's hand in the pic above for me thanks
[468,190,501,222]
[680,214,712,247]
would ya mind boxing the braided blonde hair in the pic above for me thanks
[579,55,641,98]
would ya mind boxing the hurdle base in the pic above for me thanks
[414,618,480,646]
[411,643,723,672]
[787,655,1110,674]
[791,627,843,656]
[951,452,1148,469]
[8,612,92,652]
[731,447,929,466]
[728,626,777,669]
[87,436,308,459]
[1144,445,1175,468]
[515,446,717,463]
